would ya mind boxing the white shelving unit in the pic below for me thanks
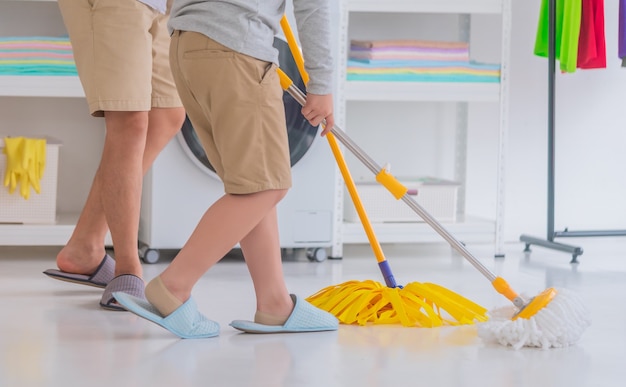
[1,0,511,255]
[335,0,511,255]
[0,0,108,246]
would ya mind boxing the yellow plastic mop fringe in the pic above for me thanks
[279,17,488,328]
[308,280,488,327]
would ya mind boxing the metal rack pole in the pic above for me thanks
[519,0,626,264]
[519,0,583,263]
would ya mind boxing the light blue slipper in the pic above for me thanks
[112,292,220,339]
[229,294,339,334]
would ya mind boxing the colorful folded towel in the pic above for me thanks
[346,58,501,83]
[350,39,471,62]
[351,39,469,49]
[346,39,502,82]
[0,36,77,76]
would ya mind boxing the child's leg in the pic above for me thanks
[148,189,287,314]
[239,207,294,321]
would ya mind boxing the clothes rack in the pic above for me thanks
[519,0,626,264]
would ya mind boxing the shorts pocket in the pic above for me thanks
[259,62,277,85]
[183,49,235,60]
[182,36,236,60]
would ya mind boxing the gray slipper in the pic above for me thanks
[43,254,115,289]
[100,274,146,312]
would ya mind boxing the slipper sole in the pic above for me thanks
[43,254,115,289]
[43,272,108,289]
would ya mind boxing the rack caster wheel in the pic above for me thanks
[306,248,327,262]
[139,245,160,264]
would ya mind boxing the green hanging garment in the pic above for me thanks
[534,0,582,73]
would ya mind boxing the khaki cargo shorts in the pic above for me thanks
[57,0,182,117]
[169,30,292,195]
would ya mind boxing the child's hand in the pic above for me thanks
[302,93,334,136]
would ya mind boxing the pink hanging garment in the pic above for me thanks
[577,0,606,69]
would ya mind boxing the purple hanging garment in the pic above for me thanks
[620,0,626,58]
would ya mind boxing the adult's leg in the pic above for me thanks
[89,110,147,276]
[55,107,184,276]
[54,0,184,278]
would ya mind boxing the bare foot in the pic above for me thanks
[55,245,107,275]
[256,294,295,321]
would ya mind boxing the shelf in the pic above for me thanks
[346,0,503,14]
[0,76,83,97]
[342,216,496,244]
[345,81,500,102]
[0,212,112,246]
[334,0,512,256]
[0,212,78,246]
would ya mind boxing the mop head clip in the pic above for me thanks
[512,287,556,320]
[477,287,591,350]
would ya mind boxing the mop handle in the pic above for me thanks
[276,69,525,307]
[279,16,397,288]
[280,16,309,85]
[326,131,397,288]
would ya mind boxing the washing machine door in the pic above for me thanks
[178,37,318,178]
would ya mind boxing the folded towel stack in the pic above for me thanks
[2,137,47,199]
[0,36,77,76]
[347,39,500,83]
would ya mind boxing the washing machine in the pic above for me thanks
[138,37,339,263]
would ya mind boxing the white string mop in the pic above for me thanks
[477,288,591,349]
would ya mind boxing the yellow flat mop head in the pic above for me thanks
[307,280,489,328]
[477,287,591,349]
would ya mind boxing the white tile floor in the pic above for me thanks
[1,239,625,387]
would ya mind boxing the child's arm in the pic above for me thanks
[301,93,334,136]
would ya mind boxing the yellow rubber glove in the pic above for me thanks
[20,138,33,198]
[23,138,46,196]
[3,137,24,195]
[2,136,47,199]
[35,138,46,184]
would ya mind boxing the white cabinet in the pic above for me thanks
[335,0,511,255]
[0,0,107,246]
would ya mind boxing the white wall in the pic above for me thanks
[502,0,626,241]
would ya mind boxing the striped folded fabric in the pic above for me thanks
[347,39,500,83]
[0,36,77,75]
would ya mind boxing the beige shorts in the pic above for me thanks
[169,30,292,194]
[57,0,182,117]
